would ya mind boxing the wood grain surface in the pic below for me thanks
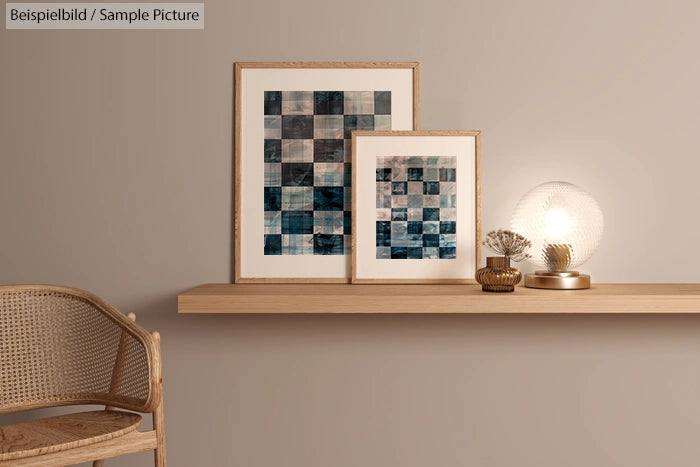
[178,283,700,313]
[0,431,156,467]
[0,411,141,461]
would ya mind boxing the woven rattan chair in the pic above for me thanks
[0,285,166,466]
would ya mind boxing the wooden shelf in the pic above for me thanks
[177,283,700,313]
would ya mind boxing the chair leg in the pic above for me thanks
[153,401,166,467]
[93,404,115,466]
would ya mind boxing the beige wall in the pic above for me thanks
[3,1,700,465]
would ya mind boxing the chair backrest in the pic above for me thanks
[0,285,157,414]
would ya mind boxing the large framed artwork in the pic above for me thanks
[352,131,481,284]
[234,62,420,283]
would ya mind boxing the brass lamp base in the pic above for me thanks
[524,271,590,290]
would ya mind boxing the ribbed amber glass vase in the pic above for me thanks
[475,256,522,293]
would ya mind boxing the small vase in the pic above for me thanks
[475,256,522,293]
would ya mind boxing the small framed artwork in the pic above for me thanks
[352,131,481,284]
[234,62,420,283]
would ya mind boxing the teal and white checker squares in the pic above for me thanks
[282,187,313,210]
[376,156,458,260]
[282,140,313,162]
[314,162,345,186]
[344,91,376,114]
[314,116,344,139]
[282,233,314,255]
[264,163,281,186]
[281,91,314,114]
[264,211,281,234]
[314,211,344,234]
[264,116,281,138]
[264,90,392,256]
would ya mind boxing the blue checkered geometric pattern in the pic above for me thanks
[264,90,392,255]
[376,156,457,259]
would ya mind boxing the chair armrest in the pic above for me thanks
[75,288,163,413]
[0,285,163,414]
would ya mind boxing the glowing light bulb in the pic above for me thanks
[543,209,570,240]
[511,181,604,289]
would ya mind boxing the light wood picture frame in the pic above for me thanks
[234,62,420,283]
[352,130,481,284]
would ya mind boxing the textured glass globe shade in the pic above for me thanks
[511,181,604,272]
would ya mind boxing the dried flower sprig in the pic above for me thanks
[483,229,532,262]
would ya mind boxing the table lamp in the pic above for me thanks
[511,181,604,289]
